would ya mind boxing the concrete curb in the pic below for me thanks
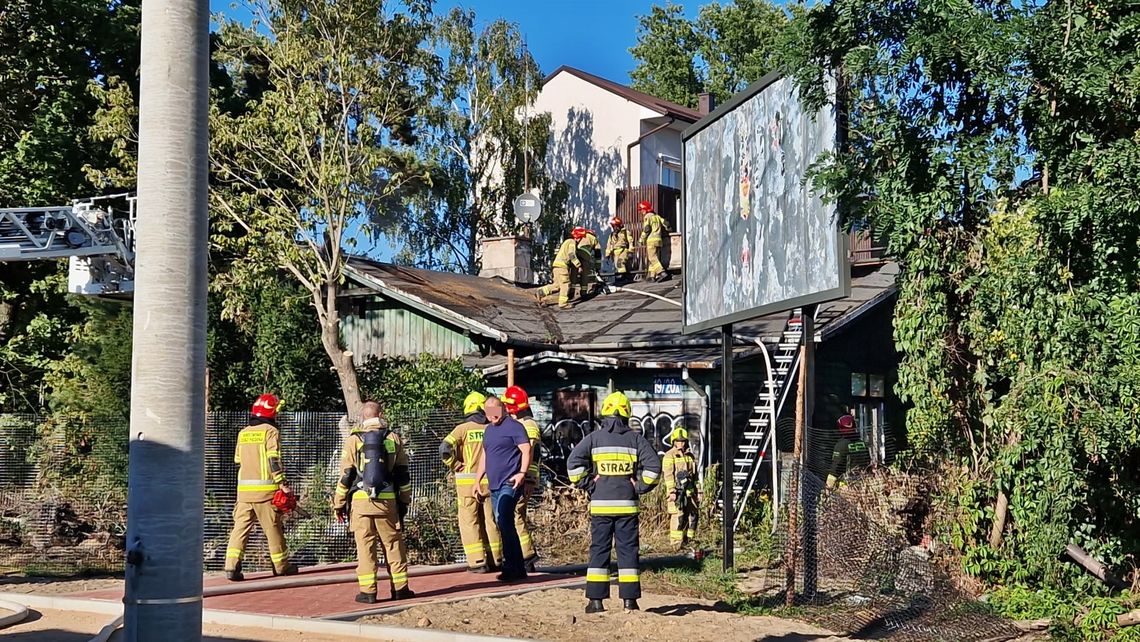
[0,598,30,629]
[324,578,587,620]
[0,592,528,642]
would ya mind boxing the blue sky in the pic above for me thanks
[209,0,699,85]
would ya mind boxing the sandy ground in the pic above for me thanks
[362,588,855,642]
[0,607,396,642]
[0,574,125,595]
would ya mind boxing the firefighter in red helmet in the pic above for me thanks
[605,216,633,283]
[826,414,870,489]
[501,385,542,570]
[224,394,298,580]
[573,226,601,295]
[537,229,583,308]
[638,201,669,281]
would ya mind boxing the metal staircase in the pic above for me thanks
[0,195,136,295]
[729,309,808,531]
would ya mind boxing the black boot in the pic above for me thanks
[355,592,377,604]
[524,556,538,574]
[585,599,605,613]
[467,564,491,574]
[392,587,416,600]
[273,562,298,576]
[224,561,243,582]
[623,599,639,611]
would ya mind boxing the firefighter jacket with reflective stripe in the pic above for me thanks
[234,420,286,502]
[333,418,411,511]
[662,446,696,496]
[552,238,581,270]
[566,416,661,515]
[577,232,600,268]
[640,212,668,247]
[605,228,633,256]
[520,416,541,482]
[441,413,490,488]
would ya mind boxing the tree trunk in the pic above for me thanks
[988,488,1009,548]
[318,279,363,419]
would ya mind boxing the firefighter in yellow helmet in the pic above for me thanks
[332,401,415,604]
[537,231,582,308]
[566,391,662,613]
[225,394,298,581]
[574,226,601,295]
[501,385,541,570]
[638,201,670,282]
[439,392,502,572]
[604,217,633,283]
[662,426,698,550]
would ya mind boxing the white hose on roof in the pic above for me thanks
[608,285,681,307]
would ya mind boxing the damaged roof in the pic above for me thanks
[344,257,899,370]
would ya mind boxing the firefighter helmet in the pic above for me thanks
[637,200,653,213]
[610,216,622,228]
[571,226,587,240]
[463,391,488,415]
[600,391,632,418]
[501,385,530,414]
[670,427,689,442]
[837,414,856,432]
[251,393,281,418]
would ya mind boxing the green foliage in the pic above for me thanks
[630,1,791,107]
[206,277,341,411]
[988,586,1140,642]
[357,354,484,415]
[780,0,1140,599]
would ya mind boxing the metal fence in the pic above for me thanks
[0,411,474,574]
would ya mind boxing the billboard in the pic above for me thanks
[681,72,849,333]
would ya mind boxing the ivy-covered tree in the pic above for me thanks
[781,0,1140,591]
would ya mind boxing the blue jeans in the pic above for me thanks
[491,485,526,577]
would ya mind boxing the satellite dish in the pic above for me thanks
[513,190,542,224]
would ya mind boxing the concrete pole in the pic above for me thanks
[123,0,209,639]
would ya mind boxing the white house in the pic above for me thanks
[536,66,709,233]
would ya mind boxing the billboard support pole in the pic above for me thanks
[721,323,734,572]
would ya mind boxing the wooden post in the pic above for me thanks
[507,349,515,388]
[785,338,806,606]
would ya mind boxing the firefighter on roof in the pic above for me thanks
[537,231,582,308]
[605,217,633,283]
[225,394,297,581]
[662,427,698,550]
[501,385,541,571]
[567,391,662,613]
[333,401,415,604]
[440,392,502,572]
[638,200,670,282]
[575,226,601,294]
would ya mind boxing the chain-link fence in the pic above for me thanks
[741,461,1020,642]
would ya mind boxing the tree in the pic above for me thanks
[629,4,701,108]
[780,0,1140,592]
[0,0,140,414]
[209,0,436,418]
[629,1,790,108]
[394,8,564,274]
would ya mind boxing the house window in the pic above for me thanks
[659,156,682,188]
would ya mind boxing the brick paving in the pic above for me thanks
[68,564,581,619]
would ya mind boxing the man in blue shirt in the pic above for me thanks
[473,396,533,582]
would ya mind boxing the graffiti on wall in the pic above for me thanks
[540,409,702,483]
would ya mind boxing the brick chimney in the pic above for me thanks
[698,92,715,116]
[479,236,533,284]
